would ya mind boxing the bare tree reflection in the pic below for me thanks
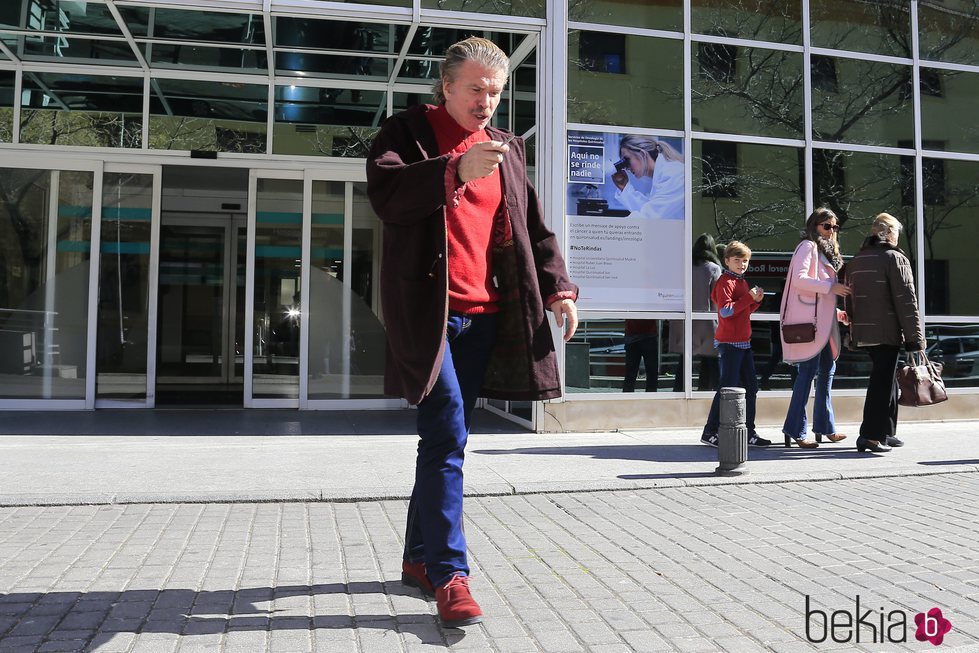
[688,0,979,244]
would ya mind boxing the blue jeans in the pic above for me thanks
[782,342,837,439]
[704,344,758,436]
[404,312,497,588]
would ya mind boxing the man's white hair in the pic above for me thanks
[872,212,902,241]
[432,37,509,104]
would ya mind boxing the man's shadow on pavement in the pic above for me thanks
[0,582,469,649]
[472,442,882,481]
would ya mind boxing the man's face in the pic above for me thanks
[443,59,507,132]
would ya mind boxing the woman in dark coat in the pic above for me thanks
[843,213,924,453]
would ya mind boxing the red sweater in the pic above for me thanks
[712,270,761,343]
[426,105,501,314]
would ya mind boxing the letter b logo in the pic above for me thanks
[915,607,952,646]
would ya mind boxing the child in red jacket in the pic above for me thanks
[700,241,771,447]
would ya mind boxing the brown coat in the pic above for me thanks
[842,238,923,348]
[366,105,578,405]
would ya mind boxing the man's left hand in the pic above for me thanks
[550,299,578,342]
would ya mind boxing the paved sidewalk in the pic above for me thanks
[1,411,978,652]
[1,476,978,652]
[0,411,977,506]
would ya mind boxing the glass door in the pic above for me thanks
[244,168,400,409]
[246,171,304,407]
[0,159,99,409]
[302,174,394,408]
[155,217,245,405]
[95,165,161,407]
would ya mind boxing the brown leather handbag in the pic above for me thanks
[897,351,948,407]
[780,253,817,344]
[781,322,816,344]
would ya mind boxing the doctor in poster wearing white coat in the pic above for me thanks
[610,134,685,220]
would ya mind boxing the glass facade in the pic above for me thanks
[0,70,13,142]
[567,318,684,393]
[692,44,803,139]
[810,0,911,57]
[306,182,386,400]
[251,178,303,400]
[20,73,143,148]
[567,0,979,396]
[0,0,977,419]
[571,1,681,32]
[691,1,802,45]
[149,79,268,154]
[0,168,93,400]
[421,0,544,18]
[568,31,683,130]
[810,56,914,147]
[0,7,531,158]
[273,87,385,159]
[96,173,154,402]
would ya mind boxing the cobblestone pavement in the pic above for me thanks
[1,474,978,653]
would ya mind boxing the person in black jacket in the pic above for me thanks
[843,213,924,453]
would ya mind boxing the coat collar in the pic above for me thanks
[860,235,907,257]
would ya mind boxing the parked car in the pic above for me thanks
[926,335,979,378]
[578,330,626,356]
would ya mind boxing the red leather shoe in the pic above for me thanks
[435,573,483,628]
[401,561,435,597]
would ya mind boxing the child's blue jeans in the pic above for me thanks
[703,343,758,436]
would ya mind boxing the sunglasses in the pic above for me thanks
[819,222,841,232]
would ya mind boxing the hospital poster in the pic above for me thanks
[566,129,685,311]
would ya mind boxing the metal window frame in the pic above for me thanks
[542,0,566,406]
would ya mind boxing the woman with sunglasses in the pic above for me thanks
[779,208,852,448]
